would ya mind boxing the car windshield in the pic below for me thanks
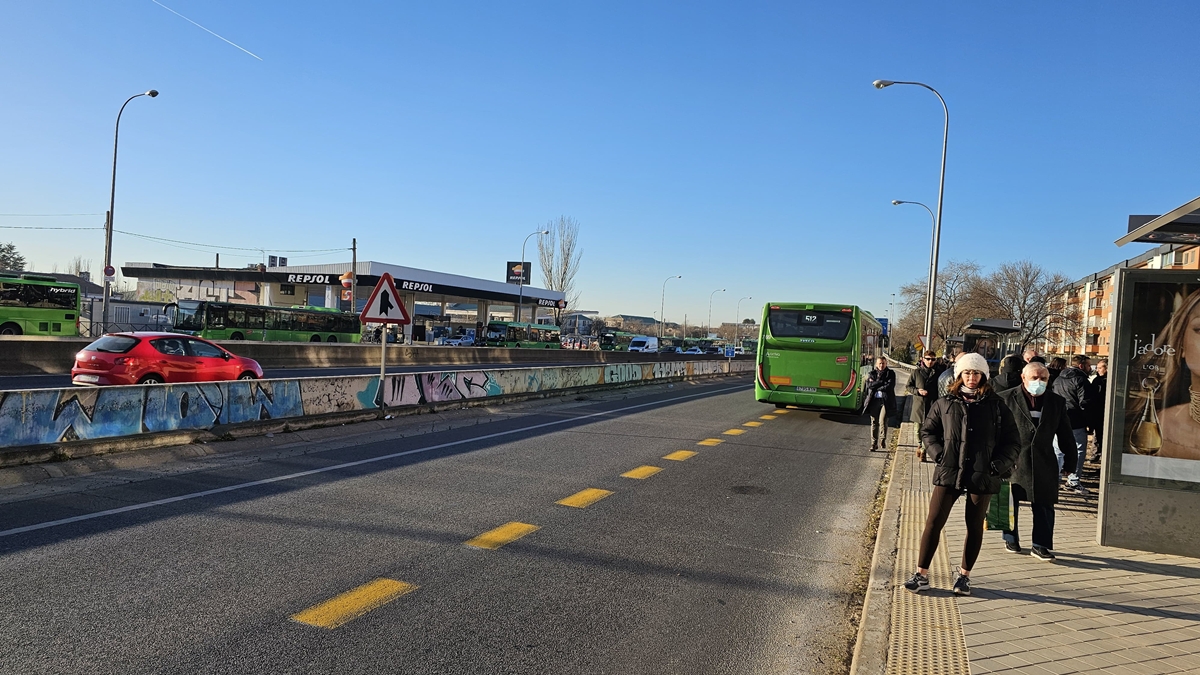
[85,336,139,353]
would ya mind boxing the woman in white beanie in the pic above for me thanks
[904,352,1020,596]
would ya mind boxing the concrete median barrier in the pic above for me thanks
[0,360,754,466]
[0,336,747,375]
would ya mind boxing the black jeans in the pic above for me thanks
[918,486,992,572]
[1002,483,1056,550]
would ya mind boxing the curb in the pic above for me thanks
[849,437,904,675]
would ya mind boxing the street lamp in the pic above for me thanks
[659,275,681,339]
[735,296,752,346]
[102,89,158,334]
[708,288,725,338]
[515,229,548,324]
[891,199,938,345]
[875,79,948,351]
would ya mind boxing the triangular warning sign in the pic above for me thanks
[359,273,412,324]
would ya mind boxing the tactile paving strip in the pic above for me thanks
[887,454,971,675]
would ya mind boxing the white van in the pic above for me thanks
[627,336,659,353]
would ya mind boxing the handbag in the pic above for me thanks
[985,481,1015,531]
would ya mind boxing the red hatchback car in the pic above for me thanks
[71,332,264,386]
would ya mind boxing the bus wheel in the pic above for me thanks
[230,332,245,340]
[309,335,321,342]
[327,335,337,343]
[0,323,22,336]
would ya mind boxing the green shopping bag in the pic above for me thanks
[985,481,1015,531]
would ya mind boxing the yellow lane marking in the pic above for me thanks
[774,408,791,414]
[759,415,777,420]
[291,578,417,629]
[557,488,614,508]
[465,522,541,550]
[663,450,697,461]
[723,428,746,435]
[697,438,724,446]
[622,465,663,479]
[743,421,763,427]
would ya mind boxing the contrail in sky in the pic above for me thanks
[150,0,263,61]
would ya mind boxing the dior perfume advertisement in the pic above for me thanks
[1116,271,1200,483]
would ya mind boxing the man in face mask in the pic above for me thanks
[996,362,1077,562]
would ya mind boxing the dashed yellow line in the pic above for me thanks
[663,450,697,461]
[557,488,613,508]
[743,421,763,427]
[759,415,777,420]
[622,465,663,479]
[723,428,746,436]
[291,578,417,629]
[774,409,791,414]
[697,438,723,446]
[465,522,540,550]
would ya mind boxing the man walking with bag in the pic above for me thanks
[997,362,1077,562]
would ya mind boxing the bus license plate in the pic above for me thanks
[794,386,818,393]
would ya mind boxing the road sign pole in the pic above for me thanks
[380,326,387,401]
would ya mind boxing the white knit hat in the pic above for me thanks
[955,352,990,378]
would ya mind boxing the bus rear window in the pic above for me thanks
[768,310,852,341]
[84,336,139,353]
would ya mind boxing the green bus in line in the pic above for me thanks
[0,273,81,336]
[754,302,884,413]
[599,330,637,351]
[167,300,361,342]
[484,321,562,348]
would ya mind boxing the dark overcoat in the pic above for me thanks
[907,365,938,424]
[998,387,1076,504]
[920,391,1021,495]
[865,367,897,416]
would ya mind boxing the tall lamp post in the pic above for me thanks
[874,79,948,351]
[735,296,752,346]
[707,288,725,338]
[659,275,681,339]
[891,199,937,347]
[515,229,548,323]
[102,89,158,334]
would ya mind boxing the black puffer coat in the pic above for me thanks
[998,387,1076,504]
[920,390,1021,494]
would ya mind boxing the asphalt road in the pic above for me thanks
[0,362,587,391]
[0,377,889,674]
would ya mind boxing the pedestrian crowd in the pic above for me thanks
[890,345,1108,596]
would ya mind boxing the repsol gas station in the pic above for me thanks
[122,260,566,343]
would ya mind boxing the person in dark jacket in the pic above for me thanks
[1052,354,1093,493]
[998,362,1077,562]
[1047,357,1067,388]
[1088,360,1108,460]
[906,350,939,460]
[937,352,959,399]
[991,354,1023,393]
[905,352,1021,597]
[865,356,896,450]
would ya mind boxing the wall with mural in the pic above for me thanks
[0,360,753,452]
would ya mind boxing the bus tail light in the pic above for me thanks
[756,362,770,389]
[839,371,857,397]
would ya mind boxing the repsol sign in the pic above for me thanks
[400,280,435,293]
[285,274,332,284]
[537,298,567,308]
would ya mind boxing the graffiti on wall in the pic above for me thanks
[0,361,751,450]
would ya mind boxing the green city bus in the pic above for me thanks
[754,302,884,412]
[484,321,562,348]
[599,331,636,351]
[0,273,81,336]
[167,300,361,342]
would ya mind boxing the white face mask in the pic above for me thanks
[1025,379,1047,396]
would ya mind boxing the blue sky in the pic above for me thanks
[1,2,1197,326]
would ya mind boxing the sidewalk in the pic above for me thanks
[869,422,1200,675]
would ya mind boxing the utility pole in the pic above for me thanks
[351,238,357,313]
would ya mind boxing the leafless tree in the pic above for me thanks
[897,259,987,351]
[66,256,92,278]
[537,216,583,326]
[972,260,1080,351]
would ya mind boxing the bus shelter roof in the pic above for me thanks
[1116,195,1200,247]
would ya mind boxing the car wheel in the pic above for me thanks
[139,374,165,385]
[230,332,245,340]
[310,335,321,342]
[0,322,22,336]
[327,335,337,343]
[238,372,257,380]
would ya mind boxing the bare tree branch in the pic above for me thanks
[537,216,583,326]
